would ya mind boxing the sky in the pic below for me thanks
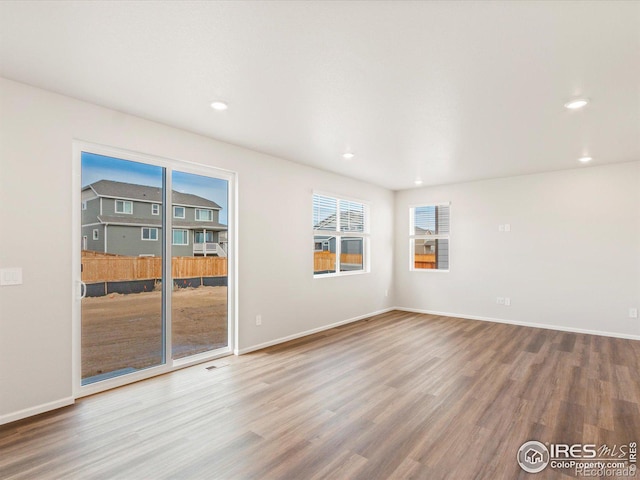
[82,152,228,224]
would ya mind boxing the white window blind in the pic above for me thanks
[340,200,365,233]
[412,205,450,235]
[313,195,338,231]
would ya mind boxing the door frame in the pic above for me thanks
[72,140,237,399]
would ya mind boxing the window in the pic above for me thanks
[173,206,185,219]
[194,231,214,243]
[195,208,213,221]
[152,203,160,215]
[92,229,99,240]
[141,227,158,241]
[172,229,189,245]
[82,201,87,210]
[115,200,133,214]
[410,204,450,271]
[313,193,368,276]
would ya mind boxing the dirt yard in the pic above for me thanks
[81,286,227,380]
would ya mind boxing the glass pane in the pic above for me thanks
[174,206,185,218]
[171,170,229,359]
[414,238,449,270]
[436,238,449,270]
[340,237,364,272]
[313,195,337,231]
[413,205,450,235]
[339,200,365,232]
[81,152,164,385]
[314,235,336,274]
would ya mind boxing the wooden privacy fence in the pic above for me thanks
[82,251,227,282]
[314,251,363,271]
[414,254,436,269]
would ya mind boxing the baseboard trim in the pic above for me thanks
[235,307,395,355]
[394,307,640,341]
[0,396,75,426]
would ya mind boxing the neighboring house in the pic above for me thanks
[413,226,449,269]
[313,210,364,255]
[313,236,362,255]
[415,227,435,254]
[82,180,227,257]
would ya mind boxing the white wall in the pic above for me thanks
[394,162,640,338]
[2,75,638,426]
[0,78,394,423]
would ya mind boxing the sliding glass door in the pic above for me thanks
[80,153,165,385]
[170,170,228,359]
[76,145,233,391]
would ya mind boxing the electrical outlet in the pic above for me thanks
[504,224,511,232]
[497,297,505,305]
[498,225,504,232]
[630,308,638,319]
[385,289,389,297]
[504,297,511,306]
[256,314,262,326]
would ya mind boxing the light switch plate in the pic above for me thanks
[0,267,23,286]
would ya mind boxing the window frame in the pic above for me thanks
[173,206,186,219]
[409,202,451,273]
[141,227,159,241]
[313,192,370,278]
[115,199,133,215]
[92,229,99,240]
[195,208,213,222]
[151,203,160,215]
[172,229,189,246]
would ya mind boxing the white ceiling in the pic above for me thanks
[1,1,638,190]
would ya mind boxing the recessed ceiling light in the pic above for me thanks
[579,156,592,163]
[342,152,355,160]
[414,179,423,186]
[564,98,589,110]
[210,101,228,111]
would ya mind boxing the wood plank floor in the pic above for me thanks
[1,311,639,479]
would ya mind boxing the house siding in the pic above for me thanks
[107,225,162,256]
[82,197,101,225]
[82,224,104,252]
[81,186,224,257]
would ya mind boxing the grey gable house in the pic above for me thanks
[313,211,364,256]
[82,180,227,257]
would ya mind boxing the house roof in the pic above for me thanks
[97,215,227,230]
[86,179,222,210]
[313,211,364,231]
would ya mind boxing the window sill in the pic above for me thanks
[410,268,449,273]
[314,270,369,279]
